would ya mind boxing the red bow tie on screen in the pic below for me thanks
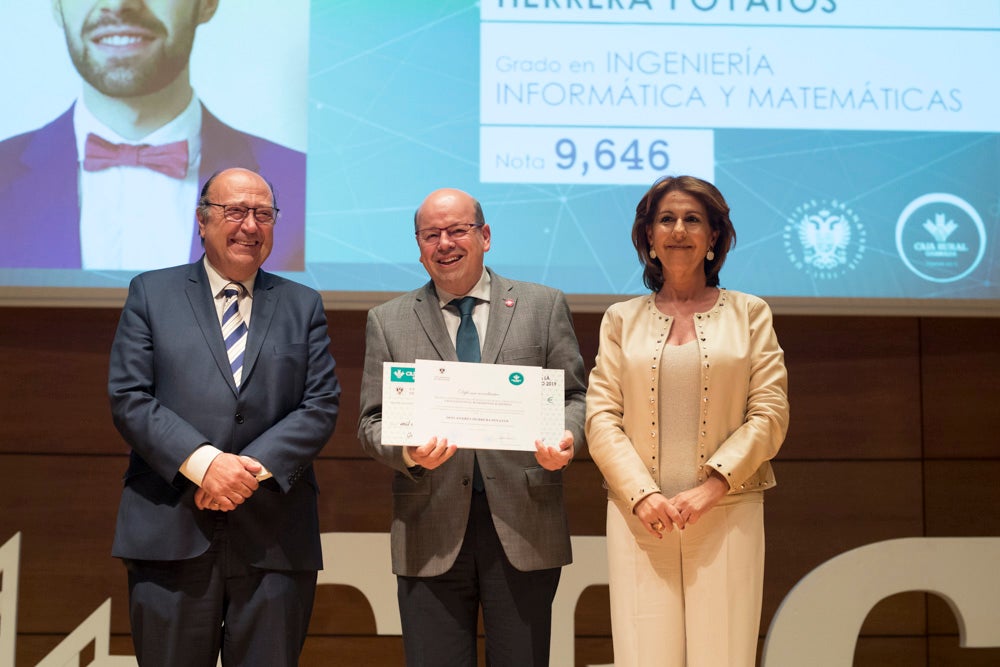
[83,133,189,179]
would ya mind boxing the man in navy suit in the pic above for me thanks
[108,167,339,666]
[0,0,305,271]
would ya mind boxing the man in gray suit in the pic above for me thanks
[358,187,586,666]
[108,167,340,666]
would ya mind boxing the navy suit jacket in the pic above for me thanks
[0,104,306,270]
[108,260,339,570]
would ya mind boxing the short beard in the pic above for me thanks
[67,39,194,99]
[61,3,200,99]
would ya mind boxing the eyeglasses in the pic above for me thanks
[415,222,483,246]
[204,202,279,225]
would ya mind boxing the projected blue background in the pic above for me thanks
[306,1,999,300]
[1,1,998,304]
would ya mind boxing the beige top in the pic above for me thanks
[658,340,700,497]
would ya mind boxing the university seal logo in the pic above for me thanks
[783,199,866,279]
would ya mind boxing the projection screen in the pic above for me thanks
[1,0,997,315]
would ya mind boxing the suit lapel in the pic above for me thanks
[184,262,239,395]
[12,106,82,267]
[481,269,515,364]
[242,270,276,387]
[413,282,458,361]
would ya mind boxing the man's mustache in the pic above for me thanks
[82,11,166,39]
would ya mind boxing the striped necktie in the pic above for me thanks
[222,283,248,388]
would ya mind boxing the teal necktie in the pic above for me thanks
[452,297,481,363]
[451,297,484,491]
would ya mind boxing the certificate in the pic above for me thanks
[380,360,564,451]
[380,363,417,445]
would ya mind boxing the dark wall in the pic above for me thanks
[1,306,998,666]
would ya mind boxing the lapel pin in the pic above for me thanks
[505,299,514,307]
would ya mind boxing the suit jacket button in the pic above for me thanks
[235,413,245,424]
[462,477,470,486]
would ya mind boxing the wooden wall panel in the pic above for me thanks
[760,460,925,636]
[562,461,610,536]
[921,318,1000,459]
[2,305,999,666]
[0,455,128,635]
[300,637,406,665]
[928,637,1000,666]
[574,586,611,638]
[316,458,391,533]
[575,638,614,667]
[853,638,927,665]
[860,594,928,636]
[925,460,1000,641]
[13,635,135,667]
[772,315,922,460]
[571,312,601,376]
[924,460,1000,538]
[323,310,367,459]
[0,308,122,455]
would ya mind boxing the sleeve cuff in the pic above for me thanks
[402,447,417,468]
[179,444,223,486]
[249,459,273,481]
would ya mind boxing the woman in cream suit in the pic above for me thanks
[586,176,790,666]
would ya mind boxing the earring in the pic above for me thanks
[649,249,657,259]
[706,249,715,261]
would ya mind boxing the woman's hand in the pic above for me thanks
[634,492,683,539]
[668,472,730,528]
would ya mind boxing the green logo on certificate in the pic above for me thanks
[508,372,524,386]
[391,367,415,382]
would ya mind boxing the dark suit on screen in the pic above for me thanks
[0,104,306,270]
[358,268,587,664]
[108,259,339,665]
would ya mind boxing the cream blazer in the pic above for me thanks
[586,289,789,512]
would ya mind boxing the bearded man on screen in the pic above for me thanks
[0,0,305,271]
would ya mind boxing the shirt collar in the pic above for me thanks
[435,268,491,310]
[204,256,257,299]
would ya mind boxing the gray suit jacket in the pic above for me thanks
[358,269,587,577]
[108,260,340,570]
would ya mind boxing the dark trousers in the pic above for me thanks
[124,519,316,667]
[397,491,562,667]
